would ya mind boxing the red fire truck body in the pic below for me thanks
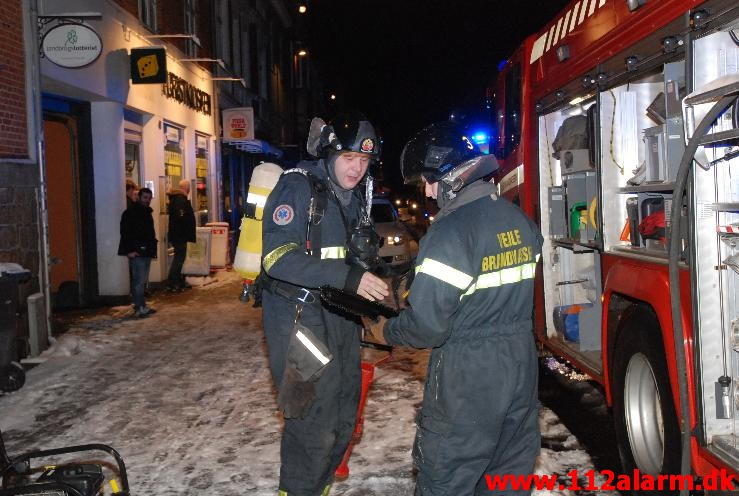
[493,0,739,479]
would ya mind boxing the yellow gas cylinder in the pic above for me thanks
[233,162,284,281]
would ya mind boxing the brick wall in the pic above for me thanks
[114,0,140,19]
[197,0,213,58]
[158,0,186,53]
[0,0,28,159]
[0,162,40,292]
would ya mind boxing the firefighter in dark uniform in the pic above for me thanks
[261,113,389,496]
[368,122,544,495]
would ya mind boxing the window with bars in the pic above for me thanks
[139,0,157,32]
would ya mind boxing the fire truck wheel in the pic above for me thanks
[612,311,681,490]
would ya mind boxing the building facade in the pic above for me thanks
[36,0,218,305]
[211,0,326,233]
[1,0,328,345]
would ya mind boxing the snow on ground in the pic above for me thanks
[1,272,614,495]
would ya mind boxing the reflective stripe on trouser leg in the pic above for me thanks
[278,311,360,495]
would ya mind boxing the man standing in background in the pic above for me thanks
[166,179,196,291]
[119,187,157,317]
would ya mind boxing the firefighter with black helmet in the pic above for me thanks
[261,112,389,496]
[368,121,544,494]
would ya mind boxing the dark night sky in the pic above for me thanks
[305,0,571,188]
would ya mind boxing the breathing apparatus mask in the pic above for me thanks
[345,175,382,271]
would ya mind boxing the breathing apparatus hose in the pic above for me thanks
[669,94,736,496]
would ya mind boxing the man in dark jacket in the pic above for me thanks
[119,187,158,317]
[166,179,196,291]
[261,114,388,496]
[368,122,544,495]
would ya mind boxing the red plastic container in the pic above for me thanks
[335,360,377,478]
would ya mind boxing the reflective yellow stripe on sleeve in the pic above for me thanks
[416,258,474,290]
[320,246,347,259]
[461,261,538,299]
[263,243,299,272]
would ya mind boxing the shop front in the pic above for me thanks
[38,0,218,303]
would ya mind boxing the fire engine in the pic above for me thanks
[492,0,739,483]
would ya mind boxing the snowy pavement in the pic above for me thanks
[1,272,617,495]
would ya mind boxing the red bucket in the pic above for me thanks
[335,361,379,478]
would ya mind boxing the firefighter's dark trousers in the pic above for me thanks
[413,323,540,496]
[262,290,361,496]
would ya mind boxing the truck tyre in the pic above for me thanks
[612,308,681,492]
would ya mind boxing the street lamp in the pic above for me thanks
[298,49,308,57]
[298,4,307,13]
[330,94,336,100]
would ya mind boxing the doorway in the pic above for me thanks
[42,96,97,308]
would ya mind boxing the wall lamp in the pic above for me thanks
[213,77,246,88]
[690,9,710,29]
[661,36,682,54]
[181,58,226,70]
[581,75,596,88]
[144,34,201,48]
[625,55,639,72]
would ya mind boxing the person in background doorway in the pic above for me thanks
[166,179,196,291]
[125,179,140,296]
[125,179,138,209]
[118,187,157,317]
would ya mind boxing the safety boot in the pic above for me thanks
[276,484,330,496]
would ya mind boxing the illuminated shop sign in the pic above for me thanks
[162,72,212,115]
[130,47,167,84]
[41,23,102,68]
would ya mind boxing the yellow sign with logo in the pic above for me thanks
[130,47,167,84]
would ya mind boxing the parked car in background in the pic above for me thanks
[371,197,419,266]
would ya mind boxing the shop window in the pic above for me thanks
[184,0,197,57]
[124,118,143,189]
[125,142,141,186]
[195,134,210,224]
[163,124,183,211]
[139,0,157,32]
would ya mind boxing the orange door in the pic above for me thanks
[43,117,81,294]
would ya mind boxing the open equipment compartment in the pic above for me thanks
[538,101,603,356]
